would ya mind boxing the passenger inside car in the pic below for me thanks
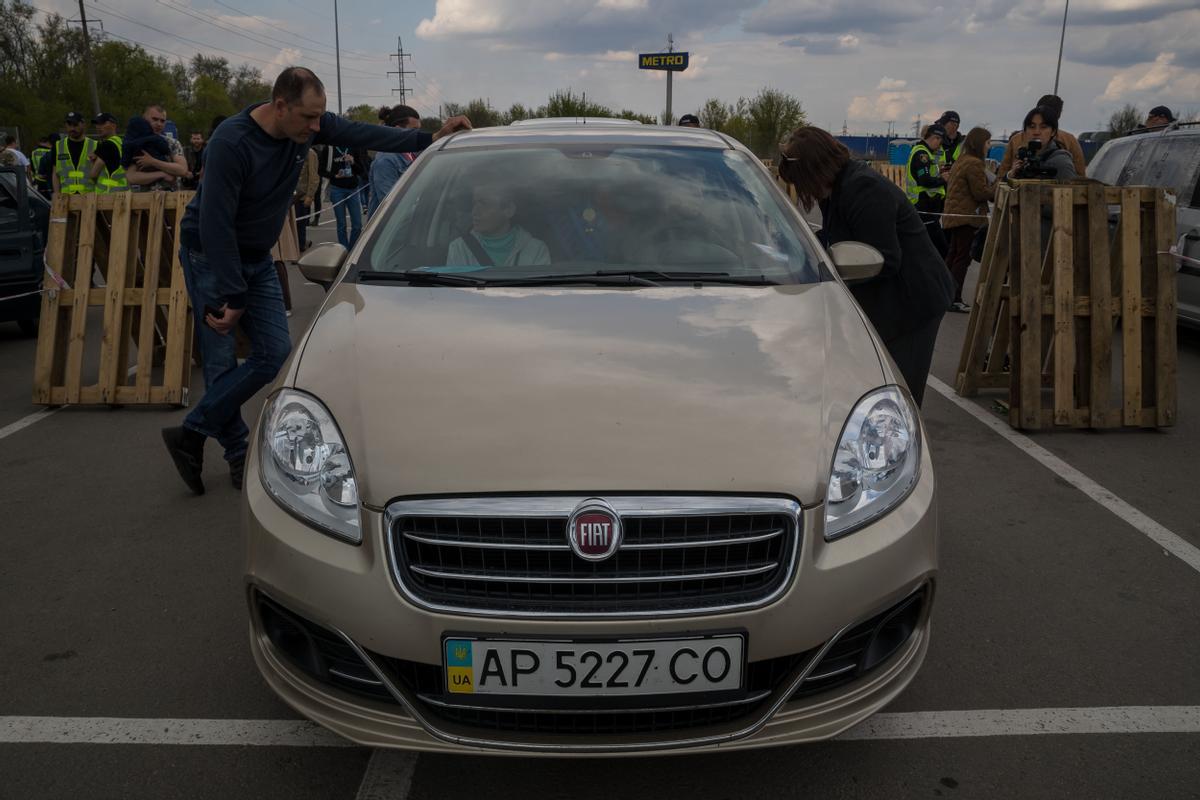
[446,184,551,267]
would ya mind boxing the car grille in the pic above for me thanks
[386,497,801,616]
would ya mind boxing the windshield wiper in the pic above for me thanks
[593,270,780,286]
[358,269,487,287]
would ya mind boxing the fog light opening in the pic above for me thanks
[860,593,923,673]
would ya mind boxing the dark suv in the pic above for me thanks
[1087,124,1200,327]
[0,166,51,335]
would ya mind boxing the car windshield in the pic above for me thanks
[353,145,821,285]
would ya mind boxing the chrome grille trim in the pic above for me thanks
[401,528,785,551]
[384,495,802,618]
[408,562,779,583]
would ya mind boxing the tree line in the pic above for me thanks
[2,0,805,159]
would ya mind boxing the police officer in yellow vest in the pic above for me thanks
[88,111,127,192]
[52,111,96,195]
[936,111,965,169]
[30,135,53,196]
[906,122,949,256]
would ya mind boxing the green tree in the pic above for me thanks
[541,89,612,118]
[698,98,730,131]
[464,98,503,128]
[420,116,443,133]
[229,64,270,108]
[1107,104,1141,137]
[190,54,232,90]
[344,103,378,123]
[745,88,805,159]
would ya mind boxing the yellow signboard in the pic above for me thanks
[638,52,689,72]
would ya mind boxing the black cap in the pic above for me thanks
[938,110,960,124]
[678,114,700,125]
[92,112,119,125]
[926,123,947,139]
[64,111,85,124]
[1148,105,1175,122]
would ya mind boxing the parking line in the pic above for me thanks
[0,408,59,442]
[356,750,418,800]
[927,377,1200,576]
[3,707,1200,747]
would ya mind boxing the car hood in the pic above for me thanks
[293,282,886,507]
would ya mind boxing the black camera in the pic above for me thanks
[1014,139,1057,179]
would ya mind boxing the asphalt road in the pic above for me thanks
[1,220,1198,799]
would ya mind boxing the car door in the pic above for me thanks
[0,167,40,292]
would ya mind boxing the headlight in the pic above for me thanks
[824,386,921,540]
[260,389,361,544]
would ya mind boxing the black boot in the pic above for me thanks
[162,426,206,495]
[230,456,246,491]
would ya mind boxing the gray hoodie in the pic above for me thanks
[1039,139,1078,180]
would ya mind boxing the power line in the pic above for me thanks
[209,0,379,61]
[148,0,384,78]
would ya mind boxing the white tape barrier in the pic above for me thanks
[295,184,368,223]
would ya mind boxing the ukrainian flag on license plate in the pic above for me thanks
[445,640,474,694]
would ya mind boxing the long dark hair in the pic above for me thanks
[1023,105,1059,134]
[778,126,850,210]
[963,127,991,160]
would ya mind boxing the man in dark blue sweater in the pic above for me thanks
[163,67,470,494]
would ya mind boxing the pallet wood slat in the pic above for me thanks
[955,181,1176,430]
[30,191,194,407]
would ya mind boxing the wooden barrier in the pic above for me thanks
[955,182,1177,430]
[32,191,194,407]
[872,162,907,191]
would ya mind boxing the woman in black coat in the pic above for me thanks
[778,127,954,406]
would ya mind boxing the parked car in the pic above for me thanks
[0,166,50,335]
[245,123,938,754]
[1087,123,1200,327]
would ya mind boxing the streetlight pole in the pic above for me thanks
[665,33,674,125]
[333,0,343,114]
[77,0,101,116]
[1053,0,1069,96]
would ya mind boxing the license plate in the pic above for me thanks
[443,635,745,697]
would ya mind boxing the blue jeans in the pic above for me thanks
[180,246,292,462]
[330,185,363,249]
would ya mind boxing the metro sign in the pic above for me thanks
[638,52,689,72]
[567,499,624,562]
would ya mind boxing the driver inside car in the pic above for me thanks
[446,184,551,268]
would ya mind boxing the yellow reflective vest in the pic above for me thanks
[905,142,945,205]
[95,135,128,193]
[55,137,97,194]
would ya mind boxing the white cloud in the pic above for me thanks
[847,91,916,122]
[1101,52,1200,102]
[877,77,908,90]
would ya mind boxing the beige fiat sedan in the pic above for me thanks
[245,123,937,754]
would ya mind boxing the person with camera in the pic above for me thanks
[1005,105,1078,181]
[779,126,954,406]
[998,95,1086,177]
[320,140,368,249]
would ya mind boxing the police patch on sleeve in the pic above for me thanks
[916,152,929,165]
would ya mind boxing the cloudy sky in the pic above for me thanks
[37,0,1200,136]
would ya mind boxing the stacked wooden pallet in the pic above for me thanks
[955,182,1177,430]
[32,192,194,407]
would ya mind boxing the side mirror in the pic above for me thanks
[829,241,885,282]
[297,243,348,288]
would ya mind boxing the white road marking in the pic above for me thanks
[927,376,1200,576]
[3,707,1200,747]
[842,706,1200,740]
[356,750,419,800]
[0,716,354,747]
[0,408,59,441]
[0,365,141,443]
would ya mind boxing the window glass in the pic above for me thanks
[355,146,821,285]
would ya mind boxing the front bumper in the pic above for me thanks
[244,444,937,754]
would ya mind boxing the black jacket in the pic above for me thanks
[820,160,954,341]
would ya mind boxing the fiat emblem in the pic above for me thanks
[567,498,623,562]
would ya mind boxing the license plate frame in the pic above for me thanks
[442,632,747,699]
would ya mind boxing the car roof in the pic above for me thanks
[508,117,642,127]
[434,123,734,151]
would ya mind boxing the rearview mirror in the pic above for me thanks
[297,243,348,287]
[829,241,884,282]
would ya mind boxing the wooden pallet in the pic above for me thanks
[872,162,907,191]
[955,182,1177,429]
[32,192,194,406]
